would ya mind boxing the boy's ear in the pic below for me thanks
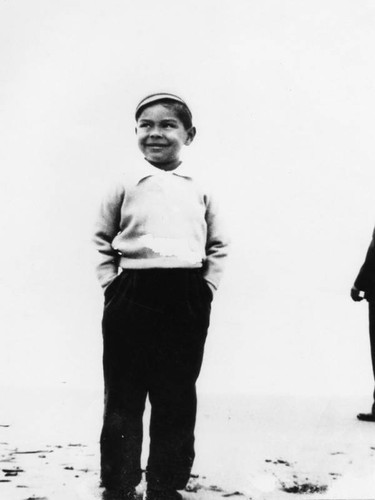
[185,126,196,145]
[135,126,138,134]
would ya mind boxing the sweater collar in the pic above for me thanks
[133,158,192,183]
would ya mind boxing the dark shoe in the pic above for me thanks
[103,487,137,500]
[357,412,375,422]
[144,489,183,500]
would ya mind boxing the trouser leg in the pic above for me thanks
[147,380,199,490]
[100,387,147,490]
[144,270,212,491]
[100,271,149,490]
[368,302,375,412]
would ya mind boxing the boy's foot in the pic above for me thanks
[102,487,137,500]
[144,489,183,500]
[357,412,375,422]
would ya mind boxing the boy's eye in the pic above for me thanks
[139,123,151,128]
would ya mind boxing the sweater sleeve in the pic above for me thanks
[203,191,230,292]
[354,227,375,297]
[93,181,125,289]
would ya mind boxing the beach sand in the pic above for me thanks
[1,385,375,500]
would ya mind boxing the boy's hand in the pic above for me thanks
[351,286,364,302]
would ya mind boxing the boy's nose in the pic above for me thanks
[150,127,163,137]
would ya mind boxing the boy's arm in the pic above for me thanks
[203,192,230,294]
[93,182,125,289]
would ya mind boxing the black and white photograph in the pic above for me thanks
[1,1,375,499]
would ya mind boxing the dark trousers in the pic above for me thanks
[100,269,212,492]
[369,302,375,412]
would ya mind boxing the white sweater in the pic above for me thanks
[93,159,229,292]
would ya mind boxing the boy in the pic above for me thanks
[93,93,229,500]
[351,226,375,421]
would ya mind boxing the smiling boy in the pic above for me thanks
[93,93,229,500]
[136,101,194,169]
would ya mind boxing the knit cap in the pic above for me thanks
[135,93,192,121]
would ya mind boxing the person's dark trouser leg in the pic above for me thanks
[100,271,150,491]
[368,302,375,413]
[145,270,212,491]
[147,380,199,490]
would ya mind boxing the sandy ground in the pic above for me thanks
[1,386,375,500]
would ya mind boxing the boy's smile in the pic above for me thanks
[136,104,195,170]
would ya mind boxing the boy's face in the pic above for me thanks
[136,104,195,169]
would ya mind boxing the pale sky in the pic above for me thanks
[1,0,375,397]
